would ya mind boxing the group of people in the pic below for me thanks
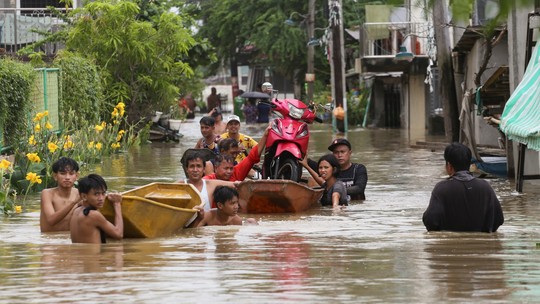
[40,107,504,245]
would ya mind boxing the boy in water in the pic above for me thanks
[195,186,257,227]
[40,157,81,232]
[70,174,123,244]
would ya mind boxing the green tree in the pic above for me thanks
[66,0,196,120]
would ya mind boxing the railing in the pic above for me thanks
[0,8,68,56]
[360,22,432,58]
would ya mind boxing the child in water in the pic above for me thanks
[70,174,123,244]
[195,186,257,226]
[40,157,81,232]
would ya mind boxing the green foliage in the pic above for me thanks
[8,102,141,200]
[66,0,197,120]
[1,159,17,215]
[0,59,37,147]
[347,88,370,126]
[54,52,103,126]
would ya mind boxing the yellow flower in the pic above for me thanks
[26,153,41,163]
[94,124,104,132]
[28,135,37,146]
[0,159,11,170]
[101,121,107,128]
[111,142,121,149]
[113,119,120,125]
[48,142,58,153]
[115,102,126,117]
[33,112,44,122]
[43,110,49,116]
[116,134,123,142]
[118,130,125,135]
[88,141,95,149]
[15,205,22,213]
[45,122,53,130]
[26,172,42,184]
[111,107,119,117]
[95,142,103,150]
[34,124,41,132]
[63,140,74,150]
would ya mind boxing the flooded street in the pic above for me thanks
[1,118,540,303]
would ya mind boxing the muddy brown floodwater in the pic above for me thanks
[1,117,540,303]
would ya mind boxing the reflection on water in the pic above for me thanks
[1,118,540,302]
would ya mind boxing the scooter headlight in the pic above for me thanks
[288,103,305,119]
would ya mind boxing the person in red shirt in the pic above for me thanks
[205,125,270,181]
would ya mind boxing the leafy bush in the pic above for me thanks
[54,52,104,127]
[0,59,36,147]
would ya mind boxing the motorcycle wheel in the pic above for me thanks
[275,156,301,182]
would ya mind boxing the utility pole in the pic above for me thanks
[329,0,347,133]
[306,0,316,102]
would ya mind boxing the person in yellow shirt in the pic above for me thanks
[219,115,257,163]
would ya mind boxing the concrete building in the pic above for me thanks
[356,2,432,142]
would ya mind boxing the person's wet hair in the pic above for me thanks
[318,154,340,177]
[184,151,206,168]
[219,138,239,153]
[200,116,215,127]
[213,186,238,205]
[214,154,235,168]
[52,157,79,173]
[78,174,107,194]
[444,142,472,172]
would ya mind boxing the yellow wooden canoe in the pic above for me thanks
[101,183,203,238]
[237,180,323,213]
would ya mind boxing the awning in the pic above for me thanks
[500,44,540,151]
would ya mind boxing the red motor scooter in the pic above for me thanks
[260,82,322,182]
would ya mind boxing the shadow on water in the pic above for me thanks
[1,118,540,302]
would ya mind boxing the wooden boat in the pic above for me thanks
[101,182,203,238]
[237,180,323,213]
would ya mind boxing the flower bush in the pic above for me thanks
[7,101,141,207]
[0,158,20,215]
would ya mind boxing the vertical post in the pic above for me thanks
[329,0,347,133]
[516,143,526,193]
[306,0,316,102]
[43,69,48,110]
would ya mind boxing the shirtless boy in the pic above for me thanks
[70,174,123,244]
[40,157,81,232]
[196,186,257,227]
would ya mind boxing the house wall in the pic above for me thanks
[507,4,540,180]
[457,32,509,148]
[408,73,426,142]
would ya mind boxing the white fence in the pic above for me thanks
[0,8,67,55]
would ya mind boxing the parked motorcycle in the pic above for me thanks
[260,82,322,182]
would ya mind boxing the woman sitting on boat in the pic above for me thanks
[300,154,348,208]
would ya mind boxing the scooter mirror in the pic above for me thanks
[261,82,273,93]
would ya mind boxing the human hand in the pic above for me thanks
[299,154,309,168]
[107,193,122,205]
[193,205,205,218]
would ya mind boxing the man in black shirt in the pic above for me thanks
[327,138,368,200]
[422,143,504,232]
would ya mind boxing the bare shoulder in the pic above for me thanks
[40,187,55,198]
